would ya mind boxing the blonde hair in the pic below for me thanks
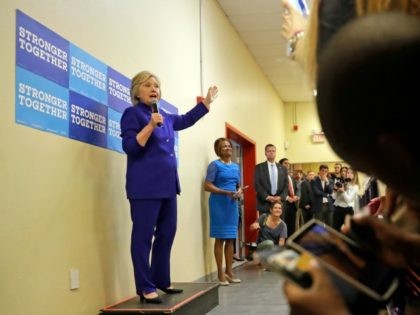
[130,70,161,105]
[348,168,360,187]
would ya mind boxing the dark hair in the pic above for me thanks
[265,144,276,151]
[213,137,232,157]
[319,164,329,171]
[279,158,289,165]
[269,201,282,212]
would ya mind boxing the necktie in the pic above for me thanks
[270,163,277,195]
[288,175,295,197]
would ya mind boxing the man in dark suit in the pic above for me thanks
[254,144,289,217]
[279,158,300,236]
[311,164,334,225]
[299,170,316,224]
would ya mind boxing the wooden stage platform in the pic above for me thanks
[100,282,219,314]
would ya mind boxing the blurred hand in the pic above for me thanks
[342,214,420,267]
[233,189,242,200]
[150,112,164,127]
[203,86,218,109]
[267,195,282,203]
[287,195,299,203]
[226,190,237,199]
[250,222,260,231]
[284,259,350,315]
[281,0,307,40]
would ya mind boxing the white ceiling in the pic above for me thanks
[216,0,314,103]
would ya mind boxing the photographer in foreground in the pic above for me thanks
[282,6,420,315]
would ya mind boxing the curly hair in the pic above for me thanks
[213,137,232,157]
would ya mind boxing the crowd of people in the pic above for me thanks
[252,154,368,247]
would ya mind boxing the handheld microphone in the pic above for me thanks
[151,101,163,127]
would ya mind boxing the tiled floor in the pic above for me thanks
[206,261,290,315]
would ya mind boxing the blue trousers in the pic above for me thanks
[129,197,177,295]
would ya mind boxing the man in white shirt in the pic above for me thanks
[254,144,289,217]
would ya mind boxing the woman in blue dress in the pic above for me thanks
[204,137,244,285]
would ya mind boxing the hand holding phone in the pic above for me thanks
[233,185,249,199]
[284,257,350,315]
[239,185,249,192]
[257,248,313,288]
[286,219,399,302]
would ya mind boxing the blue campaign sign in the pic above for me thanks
[16,66,69,136]
[69,44,108,105]
[108,67,132,113]
[16,10,69,87]
[15,10,184,155]
[69,91,108,148]
[107,108,123,153]
[159,99,179,115]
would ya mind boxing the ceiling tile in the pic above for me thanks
[217,0,313,102]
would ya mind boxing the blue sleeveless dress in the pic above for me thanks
[205,160,240,239]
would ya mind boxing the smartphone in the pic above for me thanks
[257,248,313,288]
[286,219,399,302]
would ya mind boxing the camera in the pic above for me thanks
[258,220,399,314]
[335,178,350,189]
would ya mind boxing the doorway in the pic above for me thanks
[226,123,256,257]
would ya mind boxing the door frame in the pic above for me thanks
[225,123,257,253]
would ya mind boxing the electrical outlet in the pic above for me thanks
[70,268,79,290]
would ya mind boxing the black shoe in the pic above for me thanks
[158,287,184,294]
[140,293,162,304]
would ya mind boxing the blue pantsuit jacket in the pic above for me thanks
[120,101,208,294]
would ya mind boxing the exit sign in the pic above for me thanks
[312,133,325,143]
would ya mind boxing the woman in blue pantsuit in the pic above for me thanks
[120,70,218,303]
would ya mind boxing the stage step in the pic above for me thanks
[100,282,219,314]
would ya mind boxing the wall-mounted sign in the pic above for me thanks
[15,9,179,155]
[312,132,325,143]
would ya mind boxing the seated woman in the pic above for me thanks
[250,201,288,251]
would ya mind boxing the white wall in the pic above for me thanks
[283,101,342,163]
[0,1,342,314]
[0,1,292,314]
